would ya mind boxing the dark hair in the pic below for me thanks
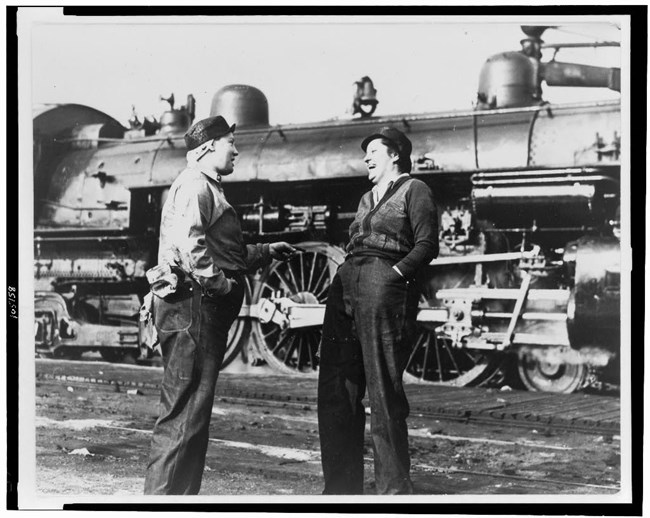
[378,138,411,173]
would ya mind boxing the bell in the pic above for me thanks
[359,76,378,107]
[352,76,378,117]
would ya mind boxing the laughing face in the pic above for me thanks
[363,138,399,185]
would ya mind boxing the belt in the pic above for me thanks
[221,269,245,279]
[346,250,404,262]
[181,269,244,290]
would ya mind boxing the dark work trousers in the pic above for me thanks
[317,255,420,495]
[144,274,245,495]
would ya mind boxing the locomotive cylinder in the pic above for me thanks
[565,236,620,351]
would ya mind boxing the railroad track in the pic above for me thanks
[35,358,621,436]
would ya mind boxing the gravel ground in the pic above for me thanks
[25,370,622,506]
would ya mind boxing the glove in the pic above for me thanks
[146,264,179,299]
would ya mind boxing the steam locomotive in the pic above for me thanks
[33,26,622,393]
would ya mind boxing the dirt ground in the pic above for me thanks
[23,365,623,507]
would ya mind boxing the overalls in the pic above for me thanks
[317,255,420,495]
[317,175,438,495]
[144,272,244,495]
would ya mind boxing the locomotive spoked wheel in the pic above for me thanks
[403,319,504,386]
[251,242,345,375]
[403,254,508,387]
[221,275,253,369]
[516,350,588,393]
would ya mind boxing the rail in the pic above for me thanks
[34,368,621,436]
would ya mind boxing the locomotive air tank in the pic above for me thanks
[33,26,621,392]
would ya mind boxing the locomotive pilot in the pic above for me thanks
[144,115,296,495]
[317,127,438,494]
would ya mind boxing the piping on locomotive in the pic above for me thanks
[33,26,621,393]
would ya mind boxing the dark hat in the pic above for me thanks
[361,126,413,172]
[361,126,412,157]
[184,116,236,151]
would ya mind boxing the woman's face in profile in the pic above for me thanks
[363,139,398,185]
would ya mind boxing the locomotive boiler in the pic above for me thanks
[33,26,622,393]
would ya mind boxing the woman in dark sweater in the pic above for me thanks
[317,126,438,495]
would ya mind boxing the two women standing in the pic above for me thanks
[145,117,437,496]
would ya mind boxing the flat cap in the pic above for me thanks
[361,126,412,157]
[184,115,236,151]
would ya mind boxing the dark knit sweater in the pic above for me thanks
[346,176,438,279]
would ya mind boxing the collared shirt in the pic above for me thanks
[157,163,270,295]
[372,173,411,206]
